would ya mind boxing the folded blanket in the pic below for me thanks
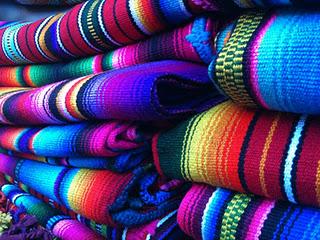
[178,184,320,240]
[210,9,320,114]
[0,121,149,157]
[0,157,187,227]
[0,147,150,172]
[0,17,217,87]
[0,61,222,124]
[15,0,85,5]
[0,0,210,65]
[4,175,188,239]
[1,184,105,240]
[153,101,320,207]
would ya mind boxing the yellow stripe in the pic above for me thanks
[259,114,280,197]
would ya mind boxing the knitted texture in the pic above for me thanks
[1,184,104,240]
[0,121,149,157]
[0,157,187,227]
[4,175,187,239]
[0,61,222,125]
[0,147,150,173]
[0,0,208,65]
[210,9,320,114]
[178,184,320,240]
[153,101,320,207]
[0,17,217,87]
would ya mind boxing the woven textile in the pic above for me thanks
[4,175,187,239]
[0,157,187,227]
[15,0,85,5]
[1,184,105,240]
[210,9,320,114]
[178,184,320,240]
[0,121,149,157]
[0,0,209,65]
[153,101,320,207]
[0,61,222,124]
[0,147,150,172]
[0,17,217,87]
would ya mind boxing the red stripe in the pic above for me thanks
[295,117,320,205]
[264,113,296,200]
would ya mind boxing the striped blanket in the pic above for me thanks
[178,184,320,240]
[153,101,320,207]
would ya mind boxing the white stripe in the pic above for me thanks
[201,190,216,240]
[157,210,178,227]
[97,0,121,46]
[122,228,128,240]
[35,16,56,61]
[78,1,101,52]
[284,114,307,203]
[128,0,151,35]
[56,16,75,57]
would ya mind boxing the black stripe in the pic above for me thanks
[238,111,261,193]
[279,116,301,201]
[291,117,309,204]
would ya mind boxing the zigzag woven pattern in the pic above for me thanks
[0,60,221,125]
[210,9,320,114]
[178,184,320,240]
[0,17,216,87]
[153,101,320,207]
[0,0,206,65]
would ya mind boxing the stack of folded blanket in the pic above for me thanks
[1,0,320,239]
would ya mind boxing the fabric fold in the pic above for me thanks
[0,147,150,172]
[153,101,320,207]
[0,17,218,87]
[0,61,223,124]
[0,0,210,65]
[3,175,188,239]
[210,9,320,114]
[0,121,150,157]
[178,184,320,240]
[0,156,187,227]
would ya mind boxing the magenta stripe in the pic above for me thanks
[245,200,275,240]
[249,14,277,109]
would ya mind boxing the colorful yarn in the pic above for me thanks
[0,0,210,65]
[0,157,186,227]
[0,121,149,157]
[4,175,187,239]
[0,147,150,173]
[153,100,320,207]
[1,184,104,240]
[0,17,217,87]
[210,9,320,114]
[0,61,222,124]
[178,184,320,240]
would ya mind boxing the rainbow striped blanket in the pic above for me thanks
[153,101,320,207]
[0,61,222,124]
[0,155,188,227]
[0,0,210,65]
[0,17,216,87]
[178,184,320,240]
